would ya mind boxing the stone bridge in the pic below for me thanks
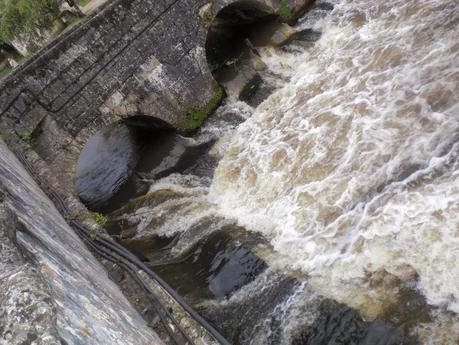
[0,0,308,214]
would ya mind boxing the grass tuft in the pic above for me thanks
[90,211,108,227]
[19,133,34,149]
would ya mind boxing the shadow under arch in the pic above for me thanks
[75,115,183,213]
[205,1,287,105]
[205,1,279,74]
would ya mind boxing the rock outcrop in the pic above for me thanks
[0,205,60,345]
[0,139,162,345]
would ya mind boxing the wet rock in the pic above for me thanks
[239,74,276,107]
[281,0,316,21]
[214,51,265,100]
[289,29,322,49]
[265,23,297,47]
[75,123,138,210]
[292,299,414,345]
[153,228,267,302]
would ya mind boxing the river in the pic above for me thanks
[76,0,459,343]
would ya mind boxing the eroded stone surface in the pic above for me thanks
[0,140,162,345]
[0,205,60,345]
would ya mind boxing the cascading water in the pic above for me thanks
[210,0,459,343]
[78,0,459,344]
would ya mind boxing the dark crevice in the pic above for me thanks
[206,2,279,74]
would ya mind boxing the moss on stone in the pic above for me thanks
[180,86,223,132]
[202,10,214,23]
[277,1,293,21]
[198,3,214,23]
[0,130,10,143]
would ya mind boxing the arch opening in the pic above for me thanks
[206,1,279,72]
[75,116,212,213]
[205,1,294,105]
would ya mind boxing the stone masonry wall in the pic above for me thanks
[0,0,309,211]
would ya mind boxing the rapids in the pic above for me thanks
[210,0,459,343]
[79,0,459,343]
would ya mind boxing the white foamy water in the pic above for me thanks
[210,0,459,338]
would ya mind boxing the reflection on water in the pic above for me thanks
[75,123,137,210]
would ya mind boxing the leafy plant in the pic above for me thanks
[0,0,60,44]
[19,132,34,149]
[90,211,108,227]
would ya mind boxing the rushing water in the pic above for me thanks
[210,0,459,343]
[79,0,459,343]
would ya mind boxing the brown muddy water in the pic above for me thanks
[75,0,459,344]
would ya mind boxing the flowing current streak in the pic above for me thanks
[210,0,459,327]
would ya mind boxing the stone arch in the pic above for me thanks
[203,0,296,103]
[0,0,309,219]
[204,0,278,75]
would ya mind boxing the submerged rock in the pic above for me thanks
[75,123,138,210]
[292,299,411,345]
[263,23,297,47]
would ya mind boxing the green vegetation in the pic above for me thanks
[90,211,108,227]
[181,86,223,132]
[202,10,213,23]
[0,0,60,44]
[0,65,13,75]
[0,130,10,143]
[277,1,293,21]
[62,17,81,33]
[78,0,90,6]
[19,132,34,149]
